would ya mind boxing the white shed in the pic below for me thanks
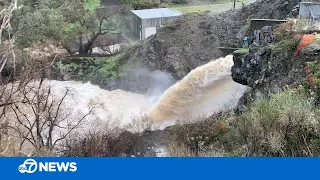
[130,8,182,40]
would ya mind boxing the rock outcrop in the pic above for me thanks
[231,40,320,93]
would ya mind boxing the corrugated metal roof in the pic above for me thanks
[131,8,182,19]
[300,2,320,5]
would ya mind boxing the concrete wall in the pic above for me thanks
[299,2,320,19]
[249,19,287,33]
[247,19,287,47]
[218,47,240,57]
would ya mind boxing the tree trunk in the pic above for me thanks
[36,97,44,149]
[82,41,94,55]
[79,35,83,54]
[63,45,73,55]
[78,34,100,55]
[35,79,45,150]
[46,121,54,149]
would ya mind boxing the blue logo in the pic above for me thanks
[18,159,38,174]
[18,159,77,173]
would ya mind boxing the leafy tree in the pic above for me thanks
[11,0,129,55]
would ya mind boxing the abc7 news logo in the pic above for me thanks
[18,159,38,173]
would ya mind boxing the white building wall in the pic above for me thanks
[299,2,320,19]
[144,27,157,39]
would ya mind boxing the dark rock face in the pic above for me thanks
[232,45,269,89]
[231,41,320,113]
[231,41,320,93]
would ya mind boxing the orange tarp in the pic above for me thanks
[293,34,315,57]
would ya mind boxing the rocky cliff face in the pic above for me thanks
[231,40,320,93]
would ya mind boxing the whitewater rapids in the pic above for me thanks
[46,80,154,132]
[45,55,245,130]
[4,55,246,133]
[149,55,246,123]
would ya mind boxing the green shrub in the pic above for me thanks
[120,0,160,9]
[272,38,300,55]
[300,61,320,106]
[272,21,300,57]
[54,55,123,82]
[235,91,320,156]
[96,56,122,79]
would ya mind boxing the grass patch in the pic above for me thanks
[272,38,300,56]
[235,91,320,156]
[238,48,249,54]
[170,1,247,14]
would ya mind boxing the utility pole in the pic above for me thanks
[233,0,236,10]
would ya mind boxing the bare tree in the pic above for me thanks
[6,78,95,153]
